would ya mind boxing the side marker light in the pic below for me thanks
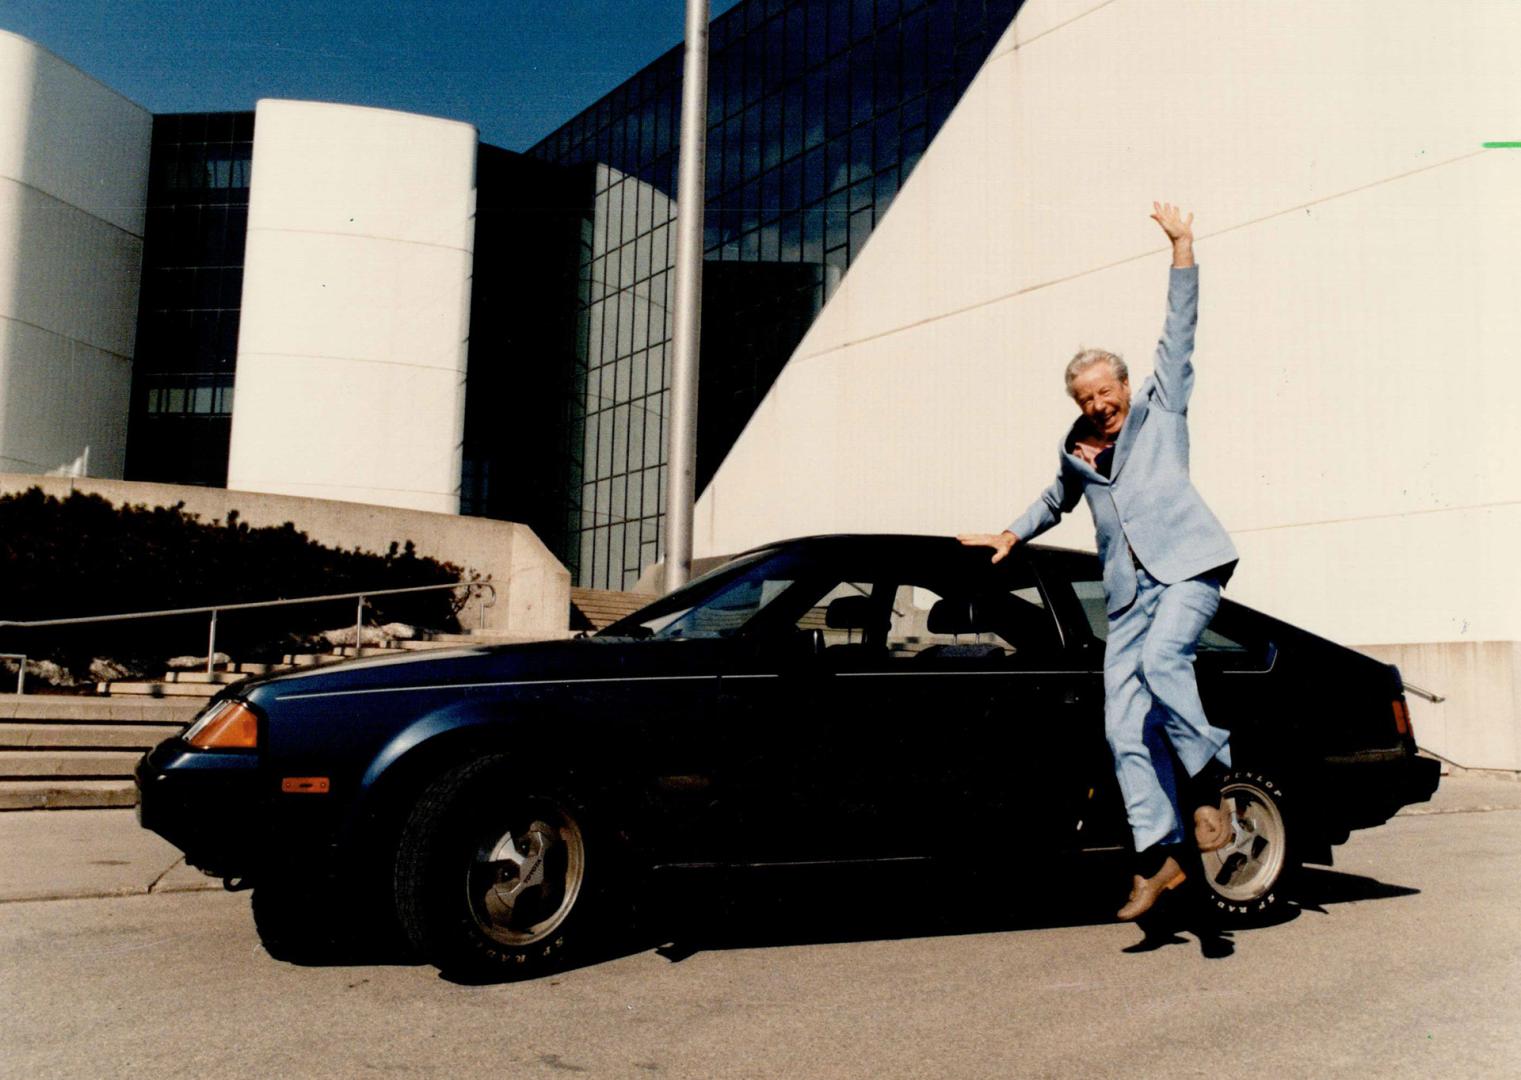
[281,777,331,794]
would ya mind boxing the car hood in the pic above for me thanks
[235,635,730,709]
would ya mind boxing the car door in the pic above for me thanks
[846,547,1102,858]
[712,542,1102,865]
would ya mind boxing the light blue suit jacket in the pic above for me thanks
[1007,266,1238,616]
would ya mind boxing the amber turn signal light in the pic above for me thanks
[280,777,330,794]
[185,700,259,749]
[1392,699,1413,738]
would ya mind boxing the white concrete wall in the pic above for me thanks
[226,100,477,514]
[694,1,1521,768]
[0,474,570,638]
[0,31,151,478]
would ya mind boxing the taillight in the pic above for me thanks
[184,700,260,750]
[1392,698,1413,739]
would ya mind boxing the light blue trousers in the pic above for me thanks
[1104,565,1233,852]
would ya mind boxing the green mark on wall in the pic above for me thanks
[1482,141,1521,148]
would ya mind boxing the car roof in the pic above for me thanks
[729,533,1089,560]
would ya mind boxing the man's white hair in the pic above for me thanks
[1064,348,1128,398]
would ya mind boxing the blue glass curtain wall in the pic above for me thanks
[124,111,254,487]
[531,0,1022,589]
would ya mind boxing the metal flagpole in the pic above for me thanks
[663,0,710,594]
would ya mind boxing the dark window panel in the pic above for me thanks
[826,136,851,192]
[849,125,873,184]
[825,55,850,137]
[784,5,807,80]
[760,167,781,223]
[848,175,873,213]
[850,41,875,127]
[873,112,901,172]
[723,121,743,191]
[828,0,852,57]
[782,79,805,161]
[848,206,871,258]
[806,2,828,66]
[874,167,900,217]
[802,145,826,204]
[742,104,762,177]
[825,189,849,250]
[740,178,761,234]
[804,69,829,149]
[762,92,783,172]
[875,27,902,112]
[900,10,924,97]
[780,156,803,209]
[851,0,875,41]
[744,28,766,104]
[779,211,802,261]
[709,48,733,127]
[928,0,955,79]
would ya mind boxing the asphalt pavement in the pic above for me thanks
[1,768,1519,1080]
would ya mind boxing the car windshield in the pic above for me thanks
[599,549,804,640]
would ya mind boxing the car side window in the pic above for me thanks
[884,575,1060,663]
[794,581,879,647]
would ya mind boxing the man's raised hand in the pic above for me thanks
[1151,202,1195,268]
[1150,201,1194,242]
[957,531,1019,564]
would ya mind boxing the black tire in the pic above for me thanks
[393,755,605,980]
[252,873,413,964]
[251,879,345,963]
[1197,767,1298,923]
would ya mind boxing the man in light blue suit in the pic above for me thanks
[961,203,1237,920]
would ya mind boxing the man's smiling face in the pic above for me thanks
[1069,360,1131,439]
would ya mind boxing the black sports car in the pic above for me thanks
[137,535,1438,977]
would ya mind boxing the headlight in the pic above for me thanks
[182,699,260,750]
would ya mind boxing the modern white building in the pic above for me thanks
[225,100,478,514]
[693,0,1521,770]
[0,31,151,478]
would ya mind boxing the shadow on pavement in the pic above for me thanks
[247,859,1421,981]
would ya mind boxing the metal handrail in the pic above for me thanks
[0,653,24,694]
[0,580,495,679]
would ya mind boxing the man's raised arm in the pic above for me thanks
[1149,202,1198,413]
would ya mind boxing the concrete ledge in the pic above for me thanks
[0,474,571,637]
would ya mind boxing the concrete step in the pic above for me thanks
[159,670,255,685]
[0,780,137,811]
[96,681,222,699]
[0,750,141,778]
[0,723,183,749]
[0,695,202,724]
[570,588,650,631]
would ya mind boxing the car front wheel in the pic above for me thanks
[1197,768,1297,922]
[393,755,602,979]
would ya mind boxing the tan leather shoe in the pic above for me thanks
[1116,856,1186,920]
[1194,800,1234,853]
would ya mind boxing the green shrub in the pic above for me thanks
[0,488,471,674]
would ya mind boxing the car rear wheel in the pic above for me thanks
[1197,768,1297,922]
[393,755,604,979]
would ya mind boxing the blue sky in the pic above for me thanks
[0,1,743,151]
